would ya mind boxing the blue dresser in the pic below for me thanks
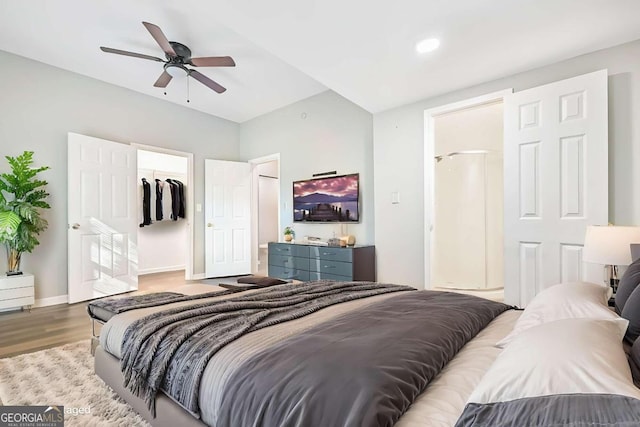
[268,242,375,282]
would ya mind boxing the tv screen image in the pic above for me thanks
[293,173,359,222]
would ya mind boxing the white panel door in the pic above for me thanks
[68,133,138,303]
[504,70,608,306]
[205,159,251,277]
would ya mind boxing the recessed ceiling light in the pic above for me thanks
[416,38,440,54]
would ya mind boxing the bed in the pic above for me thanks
[91,278,640,427]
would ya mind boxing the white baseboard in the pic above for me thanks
[34,294,69,308]
[191,273,205,280]
[139,265,185,275]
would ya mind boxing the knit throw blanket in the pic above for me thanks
[120,281,414,416]
[87,289,239,320]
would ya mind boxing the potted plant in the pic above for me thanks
[284,226,295,242]
[0,151,50,275]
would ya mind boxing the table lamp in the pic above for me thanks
[582,225,640,293]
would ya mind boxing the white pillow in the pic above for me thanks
[468,318,638,405]
[496,282,617,348]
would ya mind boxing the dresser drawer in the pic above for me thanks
[308,259,353,278]
[268,254,309,270]
[0,284,34,310]
[309,247,353,263]
[269,243,309,258]
[0,274,34,290]
[268,265,309,281]
[0,286,34,300]
[308,271,352,282]
[0,296,34,310]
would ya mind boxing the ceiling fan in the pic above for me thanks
[100,21,235,94]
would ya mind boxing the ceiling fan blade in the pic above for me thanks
[153,70,173,88]
[189,56,236,67]
[100,46,164,62]
[189,70,226,93]
[142,21,177,57]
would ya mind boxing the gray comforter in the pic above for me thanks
[119,281,510,426]
[216,290,510,427]
[455,394,640,427]
[121,281,413,414]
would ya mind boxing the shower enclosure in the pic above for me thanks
[431,150,503,290]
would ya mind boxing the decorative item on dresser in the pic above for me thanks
[0,272,34,311]
[267,242,375,281]
[283,226,295,242]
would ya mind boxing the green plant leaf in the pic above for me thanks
[0,210,21,243]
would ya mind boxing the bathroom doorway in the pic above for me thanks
[425,90,510,301]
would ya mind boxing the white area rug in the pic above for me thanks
[0,340,149,426]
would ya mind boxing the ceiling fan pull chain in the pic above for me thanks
[187,76,190,103]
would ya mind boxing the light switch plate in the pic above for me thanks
[391,192,400,204]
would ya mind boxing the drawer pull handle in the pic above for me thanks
[324,265,336,269]
[322,252,335,256]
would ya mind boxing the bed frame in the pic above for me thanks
[94,345,205,427]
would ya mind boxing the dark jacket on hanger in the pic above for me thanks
[140,178,152,226]
[166,179,180,221]
[155,179,163,221]
[174,179,186,218]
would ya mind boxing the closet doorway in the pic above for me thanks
[135,145,195,280]
[249,154,280,275]
[425,90,511,301]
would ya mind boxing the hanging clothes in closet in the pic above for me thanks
[140,177,186,226]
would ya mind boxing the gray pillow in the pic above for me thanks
[621,284,640,343]
[615,258,640,314]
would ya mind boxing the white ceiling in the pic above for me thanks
[0,1,327,123]
[2,0,640,121]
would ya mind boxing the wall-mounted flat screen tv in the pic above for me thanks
[293,173,359,222]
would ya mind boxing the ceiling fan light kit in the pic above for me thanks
[100,21,235,95]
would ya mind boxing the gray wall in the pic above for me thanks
[5,35,639,299]
[374,38,640,288]
[239,91,374,245]
[0,50,240,300]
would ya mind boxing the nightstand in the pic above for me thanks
[0,273,34,311]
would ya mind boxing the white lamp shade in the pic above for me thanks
[582,225,640,266]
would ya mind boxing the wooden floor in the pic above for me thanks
[0,271,191,359]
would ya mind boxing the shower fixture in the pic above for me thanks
[434,149,492,162]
